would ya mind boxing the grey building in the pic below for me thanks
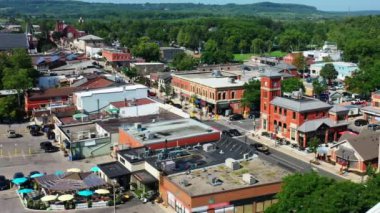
[160,47,184,62]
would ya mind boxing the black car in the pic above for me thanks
[354,119,368,127]
[40,141,53,150]
[172,103,182,109]
[229,114,244,121]
[248,111,260,119]
[367,124,380,131]
[44,146,59,153]
[251,143,270,154]
[229,129,242,137]
[13,172,24,179]
[0,176,9,190]
[222,130,233,137]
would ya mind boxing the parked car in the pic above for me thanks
[44,146,59,153]
[40,141,53,150]
[367,124,380,131]
[172,103,182,109]
[251,143,270,154]
[354,119,368,127]
[13,172,24,179]
[7,130,18,138]
[351,99,366,105]
[222,130,233,137]
[229,114,244,121]
[0,176,9,190]
[148,91,156,97]
[229,129,242,137]
[248,111,260,119]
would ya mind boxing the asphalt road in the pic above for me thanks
[204,120,346,181]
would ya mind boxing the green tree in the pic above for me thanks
[172,52,197,71]
[0,96,19,121]
[250,38,265,54]
[132,36,160,62]
[281,78,305,93]
[308,137,320,161]
[164,84,173,98]
[320,63,338,85]
[2,68,33,106]
[241,80,261,110]
[201,39,233,64]
[293,54,306,72]
[238,39,248,54]
[122,67,138,82]
[312,79,327,97]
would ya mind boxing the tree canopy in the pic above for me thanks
[320,63,338,84]
[201,39,234,64]
[281,78,305,93]
[171,52,198,71]
[132,37,160,62]
[266,172,380,213]
[241,80,261,110]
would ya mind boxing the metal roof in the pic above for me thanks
[271,96,332,113]
[329,105,349,113]
[98,161,130,179]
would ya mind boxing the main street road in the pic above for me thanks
[204,120,346,181]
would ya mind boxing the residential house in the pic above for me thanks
[330,129,379,173]
[260,71,349,147]
[54,20,86,40]
[72,34,104,57]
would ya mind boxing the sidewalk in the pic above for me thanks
[248,130,365,183]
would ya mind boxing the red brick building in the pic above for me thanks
[361,91,380,123]
[54,20,85,39]
[118,119,220,150]
[260,71,349,147]
[102,49,132,62]
[171,71,245,115]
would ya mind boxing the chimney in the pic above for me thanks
[124,98,127,107]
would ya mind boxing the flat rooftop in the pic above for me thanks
[74,84,147,98]
[60,123,98,142]
[120,119,219,145]
[172,71,244,89]
[97,109,181,133]
[118,137,257,175]
[168,157,291,196]
[271,96,332,113]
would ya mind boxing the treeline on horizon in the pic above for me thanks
[1,0,380,95]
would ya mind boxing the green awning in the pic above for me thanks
[73,113,88,120]
[106,108,119,114]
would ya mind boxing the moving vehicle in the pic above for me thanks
[351,99,366,105]
[354,119,368,127]
[229,114,244,121]
[251,143,270,154]
[7,130,18,138]
[44,146,59,153]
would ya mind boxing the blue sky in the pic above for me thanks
[84,0,380,11]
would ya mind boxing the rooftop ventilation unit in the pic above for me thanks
[228,77,236,83]
[225,158,240,170]
[208,175,223,186]
[203,143,216,152]
[211,70,223,78]
[134,123,142,131]
[180,179,191,187]
[242,173,258,185]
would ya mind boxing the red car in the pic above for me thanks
[148,91,156,97]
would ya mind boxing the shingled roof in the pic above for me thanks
[271,96,332,113]
[0,33,28,50]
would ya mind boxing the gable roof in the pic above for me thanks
[329,105,349,113]
[297,118,348,133]
[0,33,28,50]
[78,77,114,90]
[338,129,379,161]
[27,87,77,100]
[271,96,332,113]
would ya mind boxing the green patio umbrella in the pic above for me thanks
[55,170,64,176]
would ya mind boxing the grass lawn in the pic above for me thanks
[268,50,287,58]
[233,53,255,62]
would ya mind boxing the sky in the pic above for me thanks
[83,0,380,11]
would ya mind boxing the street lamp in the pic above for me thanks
[112,179,117,213]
